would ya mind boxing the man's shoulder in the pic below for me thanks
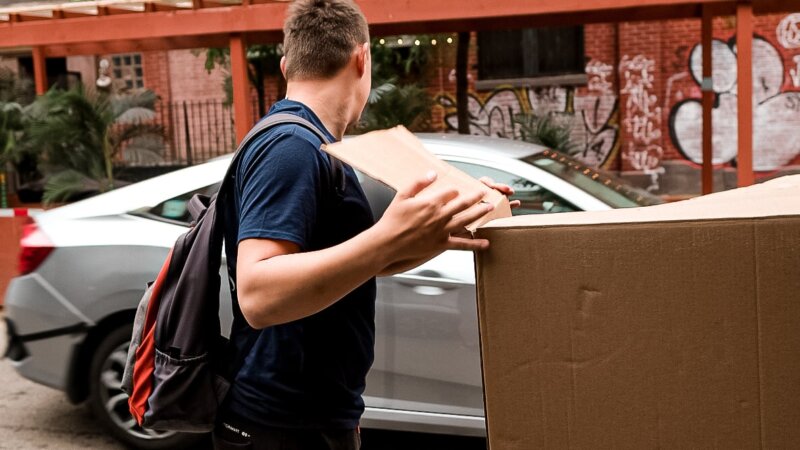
[239,123,328,172]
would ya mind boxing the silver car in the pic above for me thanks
[3,134,660,449]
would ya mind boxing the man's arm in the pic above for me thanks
[237,173,492,329]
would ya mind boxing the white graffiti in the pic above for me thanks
[586,60,613,95]
[671,36,800,171]
[619,55,664,191]
[438,89,522,138]
[792,55,800,88]
[435,60,620,168]
[777,13,800,49]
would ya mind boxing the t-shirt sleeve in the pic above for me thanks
[236,132,327,250]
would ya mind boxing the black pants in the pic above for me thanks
[213,412,361,450]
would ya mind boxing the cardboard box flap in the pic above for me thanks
[480,174,800,229]
[323,126,511,230]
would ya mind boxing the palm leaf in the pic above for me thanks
[115,106,156,124]
[111,90,157,119]
[42,169,100,204]
[119,135,166,165]
[368,82,397,105]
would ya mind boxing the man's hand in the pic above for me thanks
[373,171,495,276]
[479,176,521,209]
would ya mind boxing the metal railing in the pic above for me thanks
[120,96,267,166]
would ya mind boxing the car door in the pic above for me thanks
[359,160,581,418]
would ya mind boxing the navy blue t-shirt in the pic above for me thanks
[222,100,376,430]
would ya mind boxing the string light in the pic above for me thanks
[446,37,453,44]
[414,39,420,46]
[379,38,385,45]
[431,39,437,46]
[397,38,403,45]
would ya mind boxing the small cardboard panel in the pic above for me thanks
[323,126,511,231]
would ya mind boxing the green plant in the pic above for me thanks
[513,112,578,154]
[0,101,25,207]
[201,44,284,117]
[0,68,35,105]
[0,102,24,165]
[358,83,432,132]
[354,36,439,133]
[22,86,164,204]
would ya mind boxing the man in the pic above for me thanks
[217,1,514,448]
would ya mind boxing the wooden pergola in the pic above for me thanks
[1,0,797,192]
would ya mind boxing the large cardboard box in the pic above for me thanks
[474,175,800,449]
[325,129,800,448]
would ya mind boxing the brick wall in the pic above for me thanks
[133,13,800,193]
[429,12,800,193]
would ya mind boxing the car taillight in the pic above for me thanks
[18,223,54,275]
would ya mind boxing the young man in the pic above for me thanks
[217,1,514,449]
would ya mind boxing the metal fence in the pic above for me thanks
[120,97,266,166]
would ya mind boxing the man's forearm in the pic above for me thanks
[237,227,391,329]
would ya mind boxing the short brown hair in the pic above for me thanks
[283,0,369,80]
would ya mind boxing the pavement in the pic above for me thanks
[0,315,124,449]
[0,313,486,450]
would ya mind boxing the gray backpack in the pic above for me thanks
[121,114,342,432]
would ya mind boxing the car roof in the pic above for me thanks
[416,133,546,161]
[38,133,547,222]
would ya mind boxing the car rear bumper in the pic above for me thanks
[4,275,89,390]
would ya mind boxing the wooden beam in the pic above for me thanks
[230,33,253,144]
[701,4,713,195]
[736,1,754,187]
[0,0,738,48]
[32,46,47,95]
[41,31,281,57]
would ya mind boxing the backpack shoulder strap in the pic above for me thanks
[220,113,345,199]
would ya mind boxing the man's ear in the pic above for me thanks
[280,56,287,79]
[355,42,369,77]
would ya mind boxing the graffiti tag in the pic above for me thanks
[777,13,800,49]
[619,55,664,191]
[669,36,800,171]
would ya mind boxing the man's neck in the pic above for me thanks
[284,80,354,140]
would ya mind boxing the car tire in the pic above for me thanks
[87,324,208,450]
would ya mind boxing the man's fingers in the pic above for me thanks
[447,236,489,251]
[446,201,494,232]
[397,171,437,199]
[439,190,484,219]
[510,199,521,209]
[421,187,460,206]
[480,176,515,196]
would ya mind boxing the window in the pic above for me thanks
[478,27,584,80]
[142,183,220,225]
[524,152,664,208]
[111,53,144,89]
[447,161,578,215]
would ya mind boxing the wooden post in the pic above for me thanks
[32,46,47,95]
[736,2,754,187]
[701,6,713,195]
[230,33,253,145]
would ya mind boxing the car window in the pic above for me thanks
[524,151,663,207]
[447,161,578,215]
[146,183,221,225]
[356,170,395,220]
[357,162,578,220]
